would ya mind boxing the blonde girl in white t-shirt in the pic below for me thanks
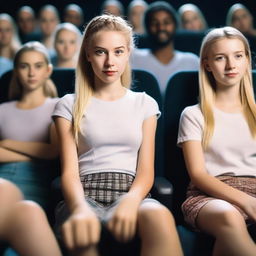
[178,26,256,255]
[53,14,183,256]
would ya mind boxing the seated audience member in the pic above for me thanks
[52,22,81,68]
[0,178,61,255]
[178,26,256,256]
[0,13,21,76]
[101,0,124,16]
[63,4,84,32]
[38,4,60,58]
[0,41,59,211]
[226,3,256,37]
[130,1,199,96]
[16,6,40,43]
[178,3,208,31]
[53,14,183,256]
[127,0,148,35]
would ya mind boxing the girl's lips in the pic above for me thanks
[225,73,238,77]
[103,71,116,76]
[27,80,37,83]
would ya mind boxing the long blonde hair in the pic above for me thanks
[73,14,134,143]
[199,26,256,149]
[9,41,57,100]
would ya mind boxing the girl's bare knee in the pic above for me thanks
[138,203,175,230]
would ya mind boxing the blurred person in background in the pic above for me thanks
[226,3,256,37]
[0,13,21,76]
[127,0,148,35]
[131,1,199,97]
[101,0,124,17]
[52,22,81,68]
[16,6,40,43]
[63,3,84,32]
[38,4,60,58]
[178,3,208,32]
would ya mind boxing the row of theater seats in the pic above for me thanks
[1,68,256,256]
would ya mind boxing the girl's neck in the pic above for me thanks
[18,90,47,109]
[0,45,14,59]
[57,58,76,68]
[42,36,53,49]
[93,82,126,101]
[215,86,242,113]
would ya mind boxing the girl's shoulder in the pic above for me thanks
[181,104,202,116]
[180,104,203,124]
[0,101,16,110]
[56,94,75,107]
[128,89,157,105]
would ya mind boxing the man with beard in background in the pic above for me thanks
[131,1,199,97]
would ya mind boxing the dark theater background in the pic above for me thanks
[1,0,255,29]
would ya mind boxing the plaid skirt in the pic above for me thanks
[80,172,135,206]
[54,171,157,239]
[182,175,256,230]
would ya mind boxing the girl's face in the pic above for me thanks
[182,11,204,31]
[39,10,59,37]
[204,38,248,90]
[0,20,13,47]
[16,50,52,93]
[232,8,253,34]
[129,5,146,30]
[87,30,130,87]
[55,30,79,61]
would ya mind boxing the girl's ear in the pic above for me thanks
[203,59,211,72]
[47,64,53,78]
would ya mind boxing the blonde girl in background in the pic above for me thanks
[0,41,59,210]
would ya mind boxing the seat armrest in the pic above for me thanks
[151,176,173,210]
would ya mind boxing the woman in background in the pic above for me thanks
[226,3,256,37]
[0,41,59,210]
[178,3,208,31]
[0,13,21,76]
[52,22,81,68]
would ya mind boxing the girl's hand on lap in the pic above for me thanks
[107,193,141,243]
[61,206,101,250]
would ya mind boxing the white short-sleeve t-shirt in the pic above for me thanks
[0,97,59,142]
[53,89,160,176]
[177,104,256,177]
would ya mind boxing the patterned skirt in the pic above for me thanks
[54,171,156,239]
[80,172,135,206]
[182,175,256,229]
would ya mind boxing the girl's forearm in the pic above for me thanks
[0,140,58,160]
[0,147,31,162]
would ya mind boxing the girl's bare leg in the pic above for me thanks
[138,202,183,256]
[197,199,256,256]
[0,179,24,237]
[3,201,62,256]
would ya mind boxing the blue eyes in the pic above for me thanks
[95,49,124,56]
